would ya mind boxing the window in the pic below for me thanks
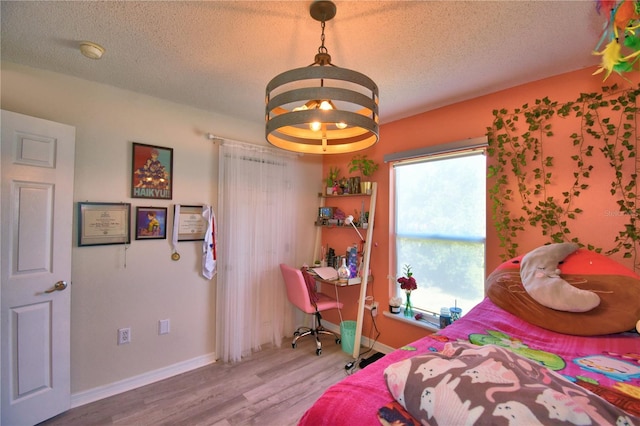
[392,149,486,317]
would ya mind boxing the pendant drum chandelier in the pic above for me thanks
[265,1,379,154]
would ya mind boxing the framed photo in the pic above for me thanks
[78,202,131,246]
[175,205,207,241]
[131,142,173,200]
[135,207,168,240]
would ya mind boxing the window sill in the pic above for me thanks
[383,309,441,332]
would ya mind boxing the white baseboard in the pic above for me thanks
[70,352,217,408]
[71,322,394,409]
[323,321,395,355]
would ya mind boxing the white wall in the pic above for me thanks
[1,62,321,398]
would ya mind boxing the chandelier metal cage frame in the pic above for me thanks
[265,0,379,154]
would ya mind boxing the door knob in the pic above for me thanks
[45,281,68,293]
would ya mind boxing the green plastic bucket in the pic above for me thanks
[340,320,357,354]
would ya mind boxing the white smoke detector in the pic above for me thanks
[79,41,105,60]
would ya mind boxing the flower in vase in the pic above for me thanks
[397,264,417,317]
[397,264,417,294]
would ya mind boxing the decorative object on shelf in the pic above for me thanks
[325,167,340,195]
[339,177,350,194]
[592,0,640,81]
[325,166,340,194]
[346,245,358,278]
[326,246,336,268]
[319,206,335,219]
[337,257,350,282]
[349,176,360,194]
[389,297,402,314]
[265,0,379,154]
[348,154,379,194]
[397,264,417,317]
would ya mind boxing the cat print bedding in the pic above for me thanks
[382,342,637,425]
[298,298,640,425]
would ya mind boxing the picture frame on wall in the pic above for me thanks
[131,142,173,200]
[135,206,168,240]
[175,205,207,241]
[78,202,131,246]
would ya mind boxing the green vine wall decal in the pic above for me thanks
[487,84,640,267]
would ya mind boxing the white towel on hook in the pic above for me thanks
[202,205,217,279]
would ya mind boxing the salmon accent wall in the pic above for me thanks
[320,67,640,349]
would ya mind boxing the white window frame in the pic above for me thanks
[385,137,488,317]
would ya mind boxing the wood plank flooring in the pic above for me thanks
[39,337,368,426]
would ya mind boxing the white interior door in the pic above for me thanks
[1,110,75,425]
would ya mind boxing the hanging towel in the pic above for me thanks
[202,205,217,279]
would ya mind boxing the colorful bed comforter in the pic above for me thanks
[298,298,640,425]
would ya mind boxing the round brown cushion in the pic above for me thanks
[487,249,640,335]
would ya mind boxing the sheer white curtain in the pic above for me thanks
[216,141,299,362]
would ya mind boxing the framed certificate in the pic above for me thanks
[175,205,207,241]
[78,202,131,246]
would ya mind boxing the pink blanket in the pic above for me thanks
[298,298,640,425]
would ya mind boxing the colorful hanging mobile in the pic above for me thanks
[593,0,640,80]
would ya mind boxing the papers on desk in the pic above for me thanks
[311,267,338,281]
[311,267,362,286]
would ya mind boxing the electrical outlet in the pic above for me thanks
[118,327,131,345]
[371,301,379,317]
[365,300,379,311]
[158,319,170,335]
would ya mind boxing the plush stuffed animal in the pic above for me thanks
[487,244,640,335]
[520,243,601,312]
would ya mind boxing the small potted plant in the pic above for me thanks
[325,166,340,195]
[348,155,379,194]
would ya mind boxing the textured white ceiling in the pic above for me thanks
[1,1,604,126]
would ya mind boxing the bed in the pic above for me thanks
[299,245,640,425]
